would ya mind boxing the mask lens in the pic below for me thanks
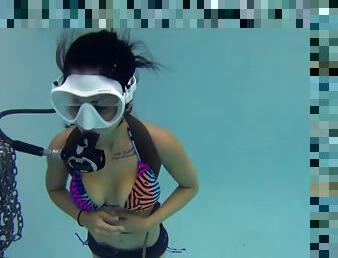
[67,104,81,119]
[93,104,118,121]
[66,94,121,121]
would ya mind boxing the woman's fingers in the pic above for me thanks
[97,220,125,237]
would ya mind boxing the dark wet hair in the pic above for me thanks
[56,29,160,92]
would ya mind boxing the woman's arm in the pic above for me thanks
[45,130,86,225]
[141,121,199,226]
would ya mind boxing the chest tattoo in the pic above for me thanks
[111,145,136,160]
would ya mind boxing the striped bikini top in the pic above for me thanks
[69,124,161,212]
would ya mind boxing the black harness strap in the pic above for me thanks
[125,113,162,178]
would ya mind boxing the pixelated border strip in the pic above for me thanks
[0,0,335,257]
[310,3,338,258]
[0,0,310,28]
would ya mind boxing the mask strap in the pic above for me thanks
[53,74,64,87]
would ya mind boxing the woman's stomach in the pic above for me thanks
[97,223,161,249]
[93,204,161,249]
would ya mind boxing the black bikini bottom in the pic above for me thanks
[87,223,168,258]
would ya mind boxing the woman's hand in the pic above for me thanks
[80,209,125,243]
[103,206,153,233]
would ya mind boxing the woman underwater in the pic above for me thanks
[45,29,199,258]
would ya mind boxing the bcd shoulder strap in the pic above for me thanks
[124,113,161,179]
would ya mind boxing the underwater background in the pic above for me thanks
[0,28,308,257]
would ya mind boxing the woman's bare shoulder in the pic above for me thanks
[138,119,173,150]
[139,119,166,137]
[49,126,75,149]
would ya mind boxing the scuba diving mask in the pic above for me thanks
[50,73,136,131]
[48,73,137,172]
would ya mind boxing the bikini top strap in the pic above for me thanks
[126,125,141,162]
[124,113,162,179]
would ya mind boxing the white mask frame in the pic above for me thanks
[50,73,137,130]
